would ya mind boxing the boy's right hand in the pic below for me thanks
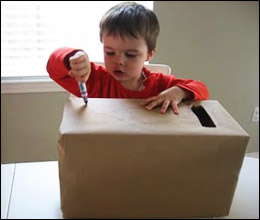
[68,51,91,83]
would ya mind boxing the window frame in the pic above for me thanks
[1,76,65,94]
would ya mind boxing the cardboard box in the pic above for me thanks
[58,97,249,218]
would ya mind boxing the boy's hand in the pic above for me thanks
[68,51,91,83]
[140,86,193,114]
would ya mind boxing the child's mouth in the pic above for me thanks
[113,70,125,75]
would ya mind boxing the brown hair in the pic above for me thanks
[99,2,160,53]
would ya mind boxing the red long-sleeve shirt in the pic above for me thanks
[46,47,209,100]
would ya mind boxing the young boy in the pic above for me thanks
[47,2,209,114]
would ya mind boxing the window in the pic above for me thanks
[1,1,153,78]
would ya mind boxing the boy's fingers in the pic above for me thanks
[145,98,163,110]
[76,72,88,82]
[160,100,170,114]
[70,61,87,70]
[140,96,158,105]
[171,102,179,115]
[146,102,156,110]
[69,63,89,79]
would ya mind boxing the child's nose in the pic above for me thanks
[114,55,124,66]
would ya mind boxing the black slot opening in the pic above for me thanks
[191,105,216,127]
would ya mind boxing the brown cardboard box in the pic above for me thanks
[58,97,249,218]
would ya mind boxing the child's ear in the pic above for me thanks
[146,49,156,61]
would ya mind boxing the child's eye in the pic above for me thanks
[125,53,137,58]
[106,52,114,56]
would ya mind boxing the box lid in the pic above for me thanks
[59,97,249,137]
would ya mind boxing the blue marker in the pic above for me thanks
[78,82,88,104]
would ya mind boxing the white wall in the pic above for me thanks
[153,1,259,152]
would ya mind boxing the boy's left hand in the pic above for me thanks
[140,86,193,114]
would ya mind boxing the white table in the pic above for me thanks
[1,157,259,219]
[1,161,62,219]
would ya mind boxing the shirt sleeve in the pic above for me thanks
[158,73,210,100]
[46,47,82,97]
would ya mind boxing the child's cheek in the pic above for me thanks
[104,55,112,64]
[104,57,112,73]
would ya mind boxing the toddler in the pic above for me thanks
[47,2,209,114]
